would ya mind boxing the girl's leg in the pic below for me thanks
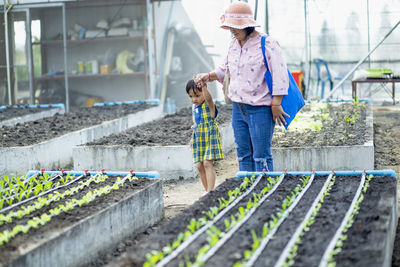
[203,160,216,191]
[232,102,255,171]
[247,106,275,172]
[197,162,208,191]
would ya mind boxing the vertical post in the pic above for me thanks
[254,0,258,20]
[366,0,371,68]
[146,0,155,99]
[303,0,310,98]
[4,3,12,105]
[26,8,34,104]
[265,0,269,34]
[62,3,69,112]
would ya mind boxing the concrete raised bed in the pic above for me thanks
[272,103,374,171]
[3,171,163,267]
[0,105,65,128]
[72,123,235,180]
[0,105,163,176]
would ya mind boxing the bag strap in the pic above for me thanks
[261,35,270,73]
[261,35,273,95]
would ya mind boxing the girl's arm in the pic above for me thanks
[202,85,216,118]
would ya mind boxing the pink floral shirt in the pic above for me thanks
[214,34,289,106]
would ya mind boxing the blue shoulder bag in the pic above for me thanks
[261,35,305,129]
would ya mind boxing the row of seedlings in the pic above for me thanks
[144,171,315,267]
[0,169,153,251]
[139,170,396,267]
[232,171,393,267]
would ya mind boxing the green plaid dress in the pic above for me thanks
[192,102,224,163]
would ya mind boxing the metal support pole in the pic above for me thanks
[62,3,69,112]
[254,0,258,20]
[146,0,155,99]
[303,0,310,98]
[26,8,34,104]
[265,0,269,34]
[324,20,400,100]
[367,0,371,68]
[4,2,12,105]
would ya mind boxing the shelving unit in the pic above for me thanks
[4,0,155,111]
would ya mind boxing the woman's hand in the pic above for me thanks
[271,105,290,127]
[194,73,211,87]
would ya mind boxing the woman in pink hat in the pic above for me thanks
[194,1,289,172]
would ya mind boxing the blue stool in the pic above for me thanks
[313,58,344,98]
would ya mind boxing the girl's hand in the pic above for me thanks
[272,105,290,126]
[190,138,193,148]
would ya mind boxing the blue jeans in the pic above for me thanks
[232,102,275,172]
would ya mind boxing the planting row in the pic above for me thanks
[0,170,161,266]
[0,101,163,176]
[0,102,157,148]
[112,170,397,267]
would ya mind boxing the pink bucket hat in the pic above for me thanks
[220,1,260,30]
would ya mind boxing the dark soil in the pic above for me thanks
[87,177,245,266]
[254,175,328,266]
[0,103,153,147]
[291,175,368,266]
[0,175,155,266]
[373,109,400,267]
[104,174,396,267]
[333,175,397,266]
[0,107,53,122]
[86,104,233,146]
[272,102,368,147]
[86,102,367,148]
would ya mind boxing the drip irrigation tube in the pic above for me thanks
[26,170,160,179]
[245,173,316,267]
[93,99,160,107]
[199,173,288,265]
[1,174,61,201]
[155,173,268,267]
[275,173,334,267]
[0,174,87,214]
[318,172,367,267]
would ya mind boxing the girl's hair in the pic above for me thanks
[245,27,255,36]
[186,79,202,94]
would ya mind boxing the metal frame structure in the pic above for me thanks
[1,0,154,112]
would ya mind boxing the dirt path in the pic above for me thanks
[162,150,239,220]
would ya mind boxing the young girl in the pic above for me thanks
[186,79,224,195]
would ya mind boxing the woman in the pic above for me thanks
[194,1,289,172]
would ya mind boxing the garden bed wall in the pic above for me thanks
[0,105,65,128]
[0,106,163,176]
[3,172,163,267]
[272,102,374,171]
[72,123,234,180]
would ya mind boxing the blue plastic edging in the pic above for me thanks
[0,103,65,110]
[26,170,161,179]
[304,98,370,104]
[93,99,160,107]
[235,169,396,178]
